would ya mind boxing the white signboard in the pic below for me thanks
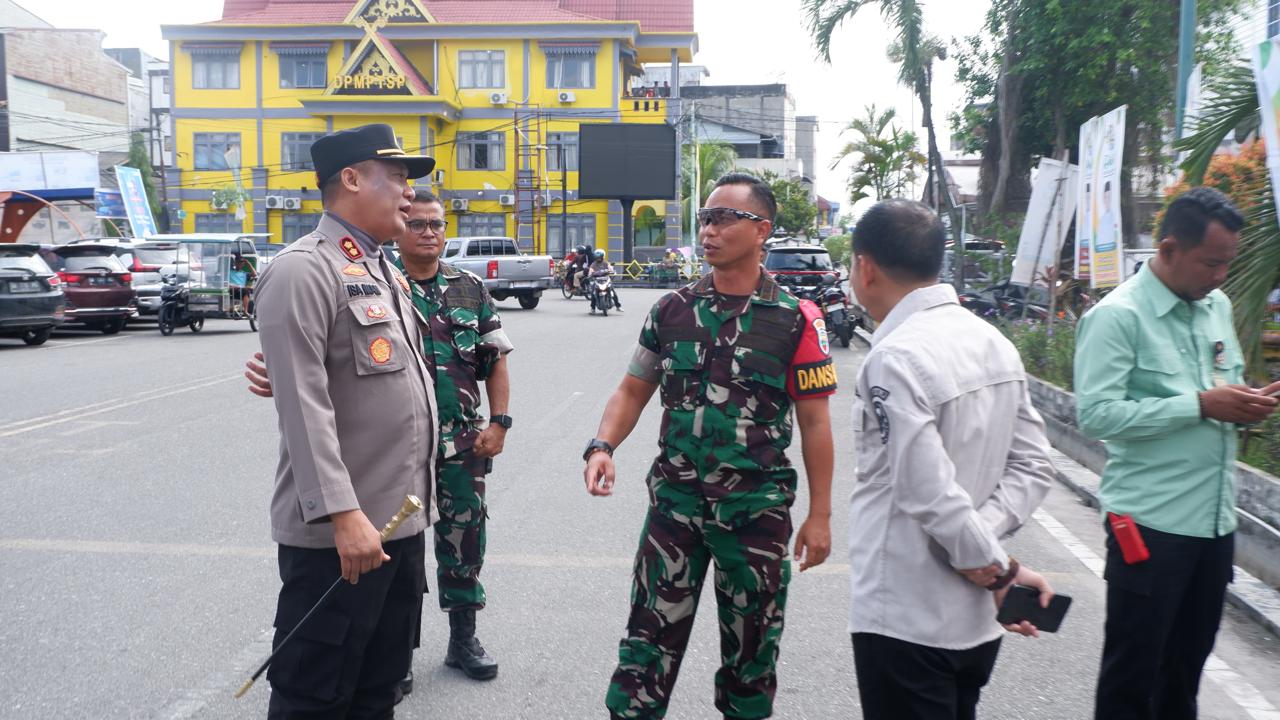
[1254,41,1280,236]
[0,150,100,191]
[1012,157,1079,287]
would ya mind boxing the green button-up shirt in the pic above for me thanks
[1074,264,1244,538]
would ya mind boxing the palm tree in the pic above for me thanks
[1176,63,1280,379]
[681,141,739,208]
[804,0,949,213]
[830,104,926,203]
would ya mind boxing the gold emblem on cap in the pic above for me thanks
[376,148,405,156]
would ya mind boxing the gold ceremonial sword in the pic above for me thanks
[234,495,424,699]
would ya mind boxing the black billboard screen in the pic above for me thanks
[578,123,677,200]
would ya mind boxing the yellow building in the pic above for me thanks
[161,0,695,258]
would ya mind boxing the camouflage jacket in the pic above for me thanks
[398,258,514,459]
[627,271,837,526]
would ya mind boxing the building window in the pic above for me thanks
[281,132,325,171]
[1271,0,1280,38]
[546,213,595,255]
[280,55,327,89]
[282,213,322,242]
[195,213,241,234]
[458,50,505,89]
[457,213,506,237]
[193,133,241,170]
[546,132,579,172]
[192,55,240,89]
[546,55,595,89]
[458,132,505,170]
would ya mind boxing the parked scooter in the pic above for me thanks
[820,285,855,348]
[157,272,203,335]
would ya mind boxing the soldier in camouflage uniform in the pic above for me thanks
[245,189,513,687]
[394,189,513,683]
[583,173,837,720]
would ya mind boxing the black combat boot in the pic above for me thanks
[445,609,498,680]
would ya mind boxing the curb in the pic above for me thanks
[1046,448,1280,640]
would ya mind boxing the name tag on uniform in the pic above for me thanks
[346,282,382,298]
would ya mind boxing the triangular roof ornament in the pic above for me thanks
[345,0,435,29]
[327,32,433,95]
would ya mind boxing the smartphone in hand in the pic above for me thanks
[996,585,1072,633]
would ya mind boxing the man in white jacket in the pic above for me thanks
[846,199,1058,720]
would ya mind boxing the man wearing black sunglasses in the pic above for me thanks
[584,172,836,720]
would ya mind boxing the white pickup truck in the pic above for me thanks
[441,236,556,309]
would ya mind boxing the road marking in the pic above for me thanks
[1033,508,1280,720]
[47,335,129,350]
[537,390,584,426]
[0,537,275,559]
[0,373,240,439]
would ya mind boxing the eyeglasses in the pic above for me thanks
[697,207,768,228]
[406,219,448,234]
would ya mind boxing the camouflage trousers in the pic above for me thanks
[434,451,489,612]
[606,476,793,720]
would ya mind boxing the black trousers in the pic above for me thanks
[852,632,1002,720]
[1095,524,1233,720]
[267,532,427,720]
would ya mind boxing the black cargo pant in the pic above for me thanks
[851,633,1002,720]
[267,532,426,720]
[1094,523,1234,720]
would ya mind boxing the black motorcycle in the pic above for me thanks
[157,273,204,335]
[958,280,1060,324]
[588,270,619,316]
[772,275,856,348]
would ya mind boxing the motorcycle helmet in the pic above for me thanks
[594,249,605,258]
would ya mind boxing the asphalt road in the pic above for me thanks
[1,289,1278,720]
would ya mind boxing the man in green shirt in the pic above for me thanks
[1075,187,1279,720]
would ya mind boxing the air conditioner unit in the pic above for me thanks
[498,194,516,206]
[489,92,508,105]
[282,197,302,211]
[433,169,446,184]
[450,198,470,212]
[264,195,285,209]
[557,91,576,103]
[533,193,551,208]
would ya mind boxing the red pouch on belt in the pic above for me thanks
[1107,512,1150,565]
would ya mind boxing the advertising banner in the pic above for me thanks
[115,165,157,238]
[1012,157,1079,287]
[1253,41,1280,236]
[1076,106,1126,288]
[94,189,126,220]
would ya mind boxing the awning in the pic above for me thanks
[185,43,243,56]
[270,43,330,56]
[540,42,600,56]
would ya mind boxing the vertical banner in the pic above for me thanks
[1077,106,1126,289]
[1012,157,1079,286]
[1253,41,1280,235]
[1075,118,1099,281]
[115,165,157,238]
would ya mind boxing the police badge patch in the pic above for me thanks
[369,336,392,364]
[870,386,891,444]
[339,237,364,261]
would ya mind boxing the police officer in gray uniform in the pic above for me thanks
[254,124,438,719]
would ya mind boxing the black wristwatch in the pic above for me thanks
[583,438,615,461]
[489,414,513,429]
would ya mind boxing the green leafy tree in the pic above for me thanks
[755,169,818,237]
[681,141,739,210]
[805,1,950,215]
[831,104,926,204]
[951,0,1247,227]
[1175,63,1280,380]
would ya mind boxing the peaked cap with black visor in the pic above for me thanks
[310,123,436,186]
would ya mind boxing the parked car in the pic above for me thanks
[38,244,136,333]
[764,240,865,344]
[0,243,65,346]
[441,236,555,309]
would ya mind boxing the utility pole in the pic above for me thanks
[1175,0,1197,140]
[689,101,699,252]
[560,143,568,256]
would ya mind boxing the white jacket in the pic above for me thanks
[848,284,1054,649]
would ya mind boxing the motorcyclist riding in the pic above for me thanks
[587,249,623,313]
[568,245,591,293]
